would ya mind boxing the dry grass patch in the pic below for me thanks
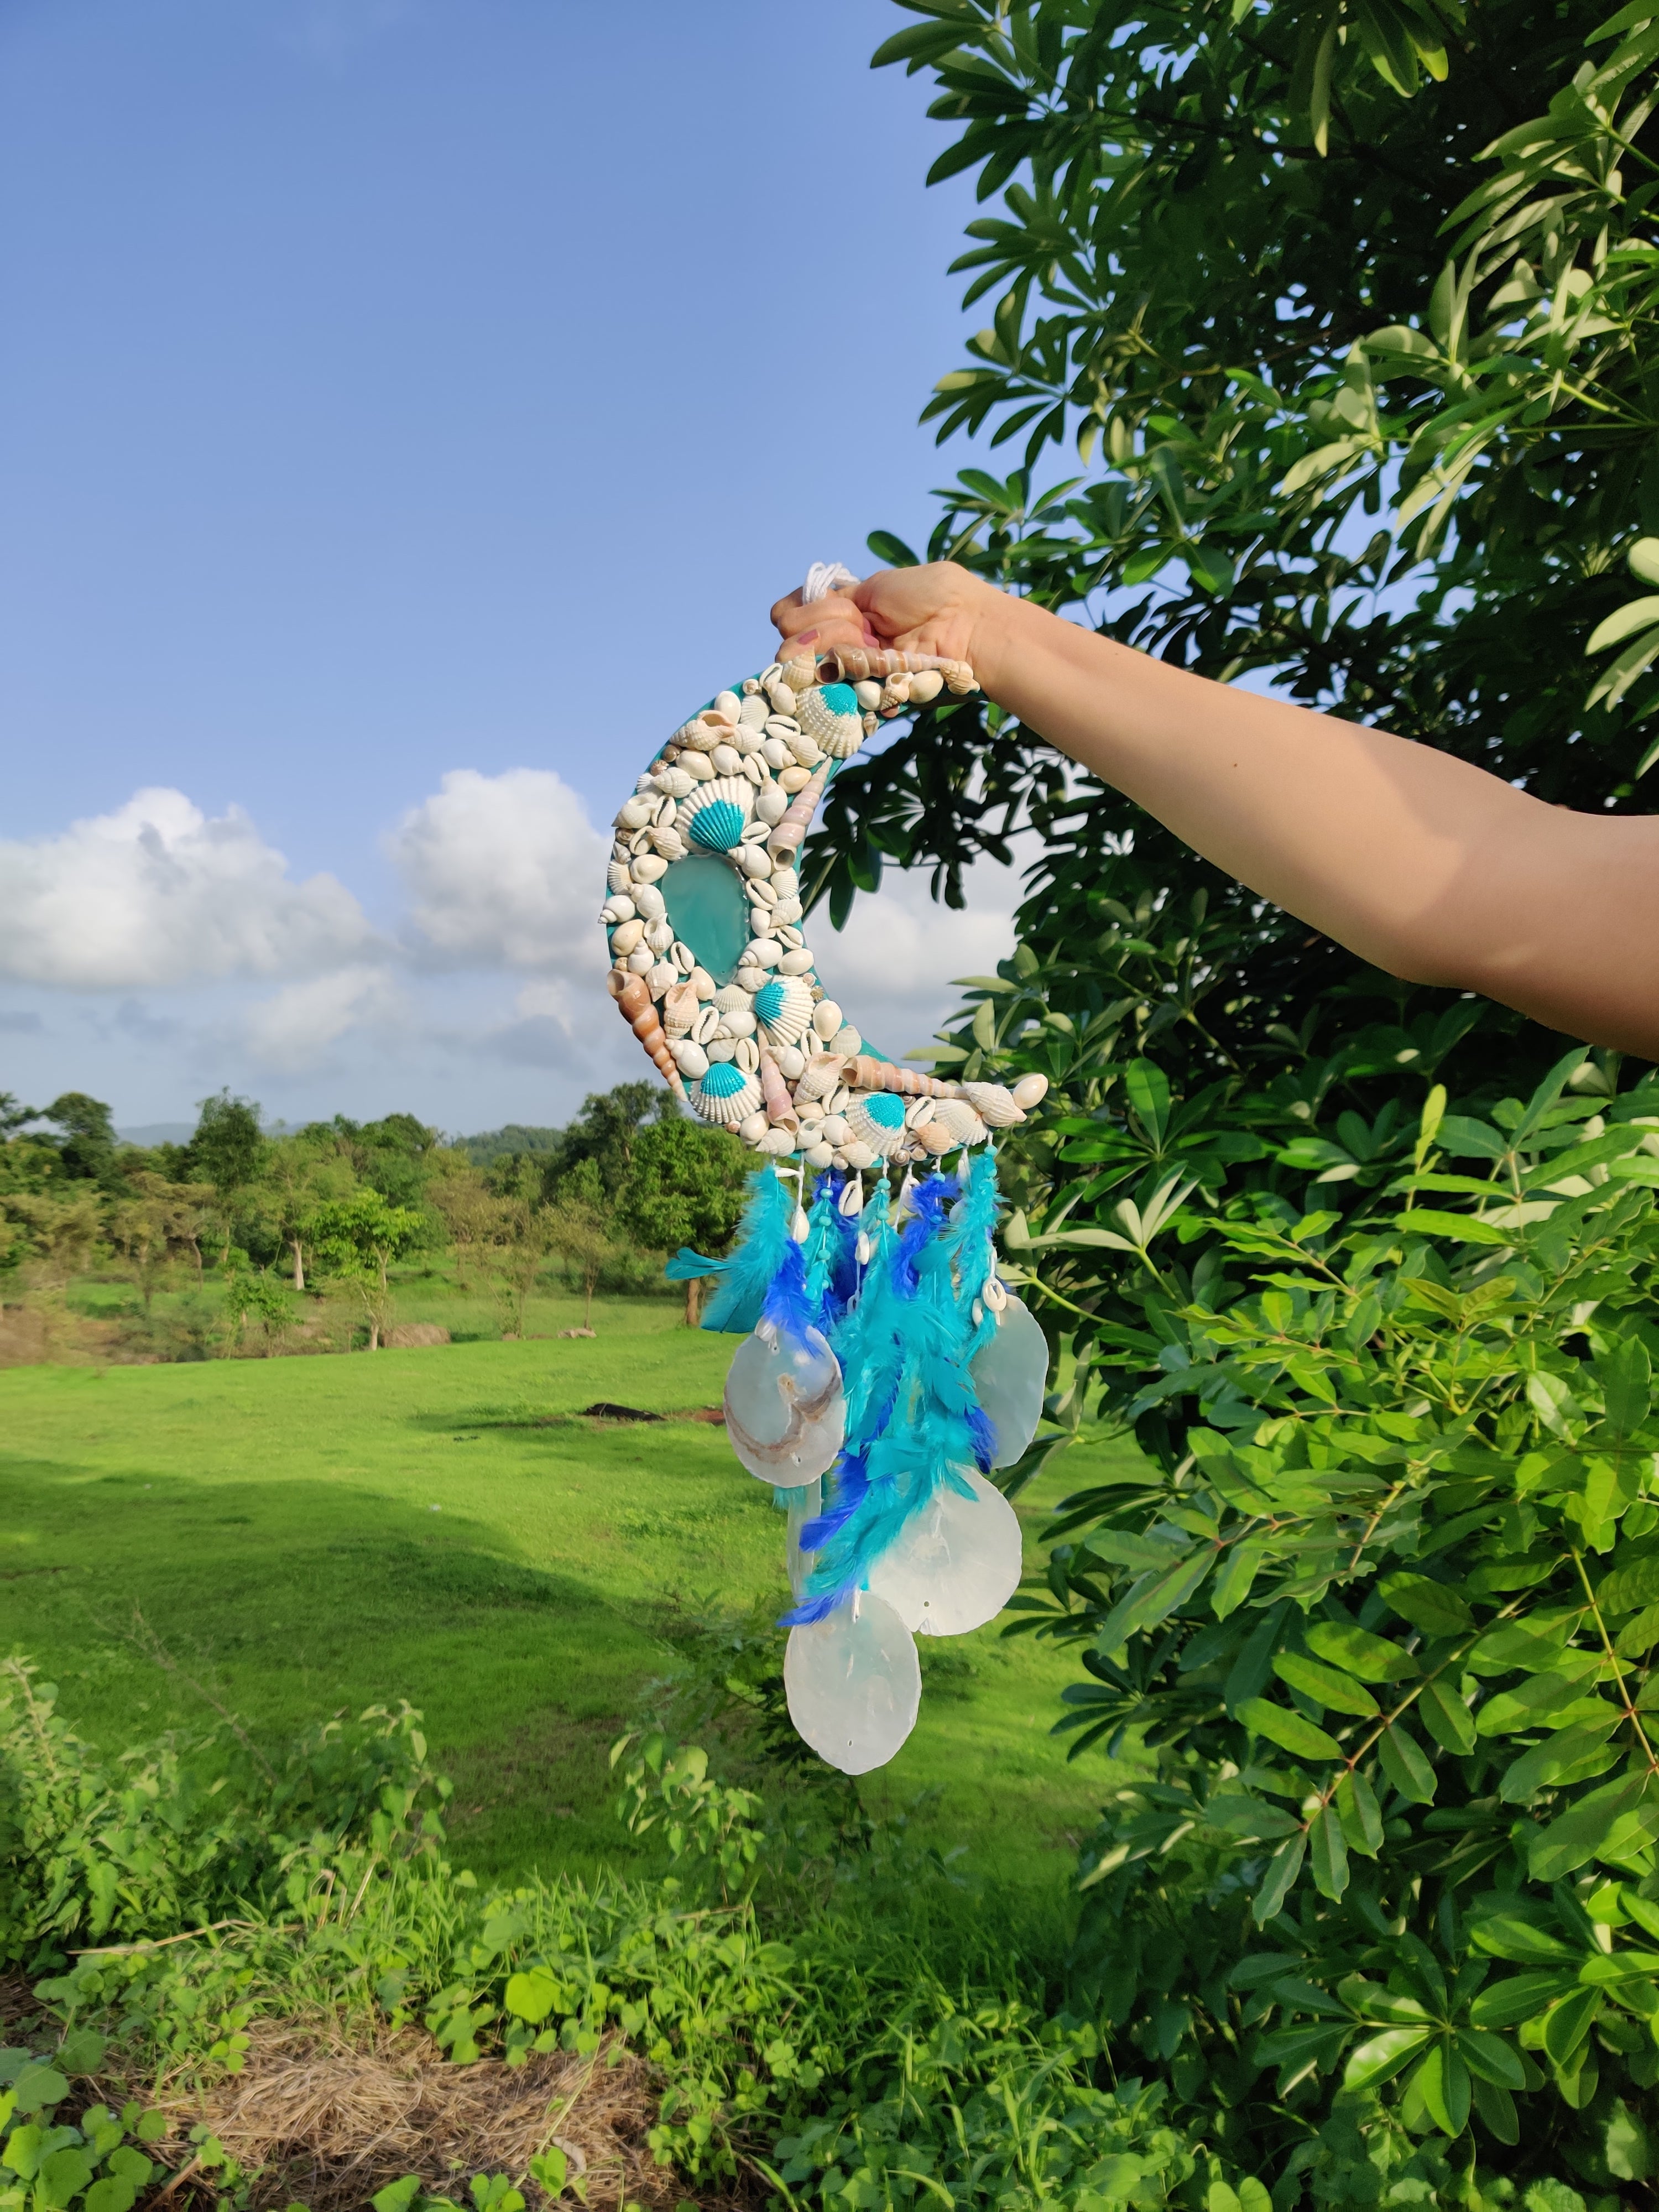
[152,2019,697,2212]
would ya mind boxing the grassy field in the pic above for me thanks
[2,1281,1120,1892]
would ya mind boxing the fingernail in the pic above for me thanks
[795,629,818,646]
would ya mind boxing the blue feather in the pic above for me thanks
[700,1167,796,1334]
[785,1164,997,1620]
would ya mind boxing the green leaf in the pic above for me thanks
[1587,596,1659,654]
[1344,2026,1431,2093]
[1501,1721,1623,1802]
[1337,1769,1384,1856]
[1597,1556,1659,1613]
[1092,1546,1214,1650]
[1528,1773,1654,1880]
[1419,1676,1476,1754]
[1123,1058,1172,1145]
[1411,2039,1470,2137]
[1456,2029,1526,2090]
[1472,2076,1519,2144]
[1469,1916,1580,1964]
[504,1969,562,2026]
[1205,1792,1303,1840]
[1272,1652,1380,1717]
[1086,1528,1190,1571]
[1305,1622,1421,1682]
[1213,1540,1267,1618]
[1470,1970,1579,2028]
[1253,1830,1307,1924]
[1309,1804,1350,1900]
[1596,1334,1651,1435]
[1379,1572,1474,1636]
[1377,1720,1438,1803]
[1238,1697,1344,1763]
[1543,1986,1602,2067]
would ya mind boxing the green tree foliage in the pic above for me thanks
[309,1190,428,1348]
[182,1088,265,1194]
[617,1118,754,1324]
[957,942,1659,2177]
[852,2,1659,2178]
[35,1095,122,1190]
[806,0,1659,1103]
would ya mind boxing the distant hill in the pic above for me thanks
[457,1124,566,1166]
[116,1122,195,1147]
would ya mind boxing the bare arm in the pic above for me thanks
[773,564,1659,1058]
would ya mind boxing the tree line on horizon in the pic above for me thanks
[0,1079,749,1357]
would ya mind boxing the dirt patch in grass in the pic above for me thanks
[148,2019,706,2211]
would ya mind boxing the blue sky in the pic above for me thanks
[0,0,1031,1135]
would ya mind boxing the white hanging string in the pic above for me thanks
[801,561,860,604]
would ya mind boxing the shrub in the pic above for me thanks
[949,935,1659,2190]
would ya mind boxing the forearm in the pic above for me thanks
[971,593,1659,1052]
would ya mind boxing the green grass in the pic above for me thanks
[2,1283,1118,1891]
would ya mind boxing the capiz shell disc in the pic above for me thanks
[723,1322,846,1483]
[866,1470,1022,1637]
[784,1593,921,1774]
[969,1295,1048,1468]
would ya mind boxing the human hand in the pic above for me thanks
[769,562,1012,690]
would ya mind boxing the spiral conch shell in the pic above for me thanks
[957,1082,1025,1128]
[928,1099,989,1149]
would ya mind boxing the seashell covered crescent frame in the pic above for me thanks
[601,645,1045,1166]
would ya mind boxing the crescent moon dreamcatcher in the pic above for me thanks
[597,582,1050,1772]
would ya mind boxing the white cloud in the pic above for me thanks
[0,787,376,989]
[387,768,611,973]
[242,963,404,1069]
[820,848,1029,1060]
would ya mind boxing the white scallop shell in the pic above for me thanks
[676,776,756,851]
[957,1082,1025,1128]
[713,983,753,1012]
[691,1069,764,1125]
[750,972,815,1047]
[796,684,865,759]
[846,1095,909,1159]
